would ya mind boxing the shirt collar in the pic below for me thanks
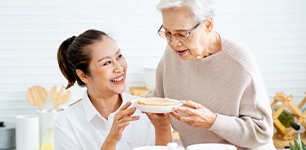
[82,91,130,122]
[82,91,98,122]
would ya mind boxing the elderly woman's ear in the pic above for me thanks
[204,16,214,32]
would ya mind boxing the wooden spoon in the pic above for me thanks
[26,85,48,110]
[49,85,71,110]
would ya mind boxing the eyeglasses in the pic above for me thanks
[157,22,201,42]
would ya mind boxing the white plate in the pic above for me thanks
[187,143,237,150]
[131,98,182,113]
[132,146,168,150]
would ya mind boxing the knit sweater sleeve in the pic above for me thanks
[209,79,273,148]
[209,39,274,148]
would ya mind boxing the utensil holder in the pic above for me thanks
[38,109,58,150]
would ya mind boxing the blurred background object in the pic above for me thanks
[0,0,305,128]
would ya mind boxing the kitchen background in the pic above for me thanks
[0,0,305,124]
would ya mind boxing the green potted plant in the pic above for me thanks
[289,135,306,150]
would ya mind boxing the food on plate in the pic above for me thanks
[132,98,182,113]
[137,98,178,106]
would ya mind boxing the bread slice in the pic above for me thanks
[137,97,177,106]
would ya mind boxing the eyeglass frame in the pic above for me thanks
[157,22,202,42]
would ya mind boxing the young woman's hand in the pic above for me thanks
[146,112,171,129]
[146,112,172,145]
[101,101,139,150]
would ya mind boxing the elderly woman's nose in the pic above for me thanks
[170,38,183,46]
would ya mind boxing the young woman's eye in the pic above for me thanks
[103,61,111,66]
[116,54,123,60]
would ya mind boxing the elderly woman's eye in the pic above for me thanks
[176,33,186,38]
[165,32,172,38]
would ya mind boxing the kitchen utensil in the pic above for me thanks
[49,85,71,110]
[26,85,48,110]
[0,121,16,150]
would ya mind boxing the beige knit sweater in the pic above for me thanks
[147,36,275,150]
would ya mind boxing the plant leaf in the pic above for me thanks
[302,140,306,150]
[294,139,299,148]
[290,141,297,150]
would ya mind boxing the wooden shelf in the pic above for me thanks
[273,133,306,149]
[130,87,149,96]
[271,91,306,149]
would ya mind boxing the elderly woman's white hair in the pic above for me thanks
[156,0,216,22]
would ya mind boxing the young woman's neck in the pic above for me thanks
[89,93,122,119]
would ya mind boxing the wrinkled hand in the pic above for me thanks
[171,100,217,128]
[106,101,139,143]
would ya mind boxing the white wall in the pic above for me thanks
[0,0,305,123]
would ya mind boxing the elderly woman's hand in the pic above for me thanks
[171,100,217,128]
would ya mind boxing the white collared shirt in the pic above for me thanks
[54,92,155,150]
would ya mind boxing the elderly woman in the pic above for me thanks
[147,0,275,149]
[54,29,171,150]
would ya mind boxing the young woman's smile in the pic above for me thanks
[110,74,125,85]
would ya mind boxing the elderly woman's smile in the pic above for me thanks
[176,49,188,56]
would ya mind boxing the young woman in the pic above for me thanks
[55,29,171,150]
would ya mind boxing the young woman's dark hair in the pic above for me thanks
[57,29,108,89]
